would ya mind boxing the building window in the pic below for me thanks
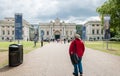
[12,31,14,35]
[2,30,5,35]
[70,31,72,35]
[97,24,99,26]
[8,30,10,35]
[92,24,95,26]
[47,31,49,35]
[97,37,99,40]
[94,38,96,41]
[2,37,4,40]
[97,30,99,34]
[2,26,4,28]
[7,37,9,40]
[92,30,94,34]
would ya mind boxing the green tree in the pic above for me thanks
[97,0,120,37]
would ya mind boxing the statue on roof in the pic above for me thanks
[55,17,60,23]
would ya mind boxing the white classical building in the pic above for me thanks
[0,17,30,41]
[39,18,76,40]
[84,20,104,41]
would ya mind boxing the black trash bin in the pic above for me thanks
[9,44,23,67]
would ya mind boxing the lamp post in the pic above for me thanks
[104,15,110,49]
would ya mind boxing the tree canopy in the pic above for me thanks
[97,0,120,37]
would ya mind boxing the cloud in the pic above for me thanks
[0,0,106,24]
[64,16,101,25]
[86,16,101,21]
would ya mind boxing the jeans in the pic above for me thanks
[73,58,83,75]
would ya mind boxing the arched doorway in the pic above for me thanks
[54,30,60,40]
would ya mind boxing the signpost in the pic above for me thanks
[104,15,110,49]
[15,13,23,43]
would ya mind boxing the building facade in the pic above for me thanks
[29,25,36,41]
[84,20,104,41]
[0,17,30,41]
[76,25,82,37]
[39,18,76,41]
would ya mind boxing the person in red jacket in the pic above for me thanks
[69,34,85,76]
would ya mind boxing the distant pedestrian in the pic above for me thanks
[64,38,66,44]
[41,40,43,47]
[27,38,29,41]
[69,34,85,76]
[68,38,70,43]
[34,37,37,47]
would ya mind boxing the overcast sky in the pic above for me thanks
[0,0,106,24]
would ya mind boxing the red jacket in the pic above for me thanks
[69,38,85,58]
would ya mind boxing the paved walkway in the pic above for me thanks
[0,42,120,76]
[0,52,7,66]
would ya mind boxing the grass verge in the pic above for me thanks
[85,41,120,56]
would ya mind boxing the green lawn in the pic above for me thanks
[0,41,47,68]
[0,41,47,54]
[85,41,120,56]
